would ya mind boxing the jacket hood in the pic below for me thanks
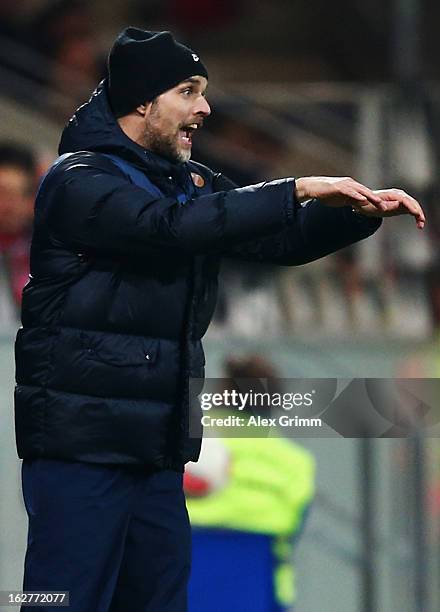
[58,79,189,180]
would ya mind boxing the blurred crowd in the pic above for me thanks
[0,0,439,340]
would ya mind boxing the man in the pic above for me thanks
[15,27,425,612]
[0,143,36,325]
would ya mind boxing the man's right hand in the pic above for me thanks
[295,176,387,212]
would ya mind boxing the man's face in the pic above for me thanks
[0,165,34,234]
[141,75,210,163]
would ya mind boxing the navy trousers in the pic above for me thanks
[21,459,191,612]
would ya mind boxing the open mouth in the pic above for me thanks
[179,123,200,146]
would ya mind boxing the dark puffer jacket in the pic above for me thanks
[14,80,381,471]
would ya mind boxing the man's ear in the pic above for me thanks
[136,102,152,117]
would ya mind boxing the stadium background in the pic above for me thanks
[0,1,439,610]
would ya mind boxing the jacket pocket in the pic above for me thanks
[80,332,159,367]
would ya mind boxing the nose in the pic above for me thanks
[195,95,211,117]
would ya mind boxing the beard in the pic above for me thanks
[142,102,191,164]
[144,129,190,164]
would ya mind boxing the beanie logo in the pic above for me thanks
[192,53,200,62]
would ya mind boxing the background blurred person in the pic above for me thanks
[0,143,36,324]
[29,0,104,121]
[185,354,315,611]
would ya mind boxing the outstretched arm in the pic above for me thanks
[42,154,296,257]
[217,176,387,265]
[220,198,382,265]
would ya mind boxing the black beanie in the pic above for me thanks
[108,27,208,117]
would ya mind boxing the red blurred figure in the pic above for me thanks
[30,0,103,120]
[0,143,36,319]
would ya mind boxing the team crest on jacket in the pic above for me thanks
[191,173,205,188]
